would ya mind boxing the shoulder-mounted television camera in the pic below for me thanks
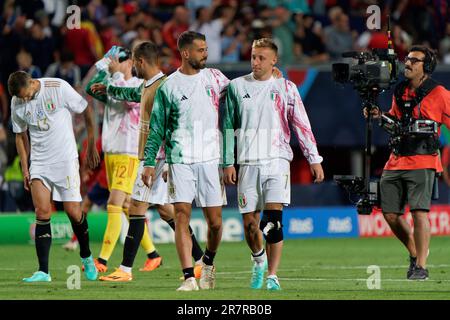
[332,48,399,95]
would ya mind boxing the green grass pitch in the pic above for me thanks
[1,237,450,300]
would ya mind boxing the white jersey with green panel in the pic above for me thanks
[144,68,229,167]
[223,73,323,166]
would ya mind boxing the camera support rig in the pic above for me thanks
[334,89,381,215]
[333,16,398,215]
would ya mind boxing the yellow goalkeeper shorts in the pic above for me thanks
[105,153,139,194]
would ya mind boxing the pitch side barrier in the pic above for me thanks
[1,206,450,244]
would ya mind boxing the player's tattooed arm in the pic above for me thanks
[15,132,31,191]
[83,104,100,169]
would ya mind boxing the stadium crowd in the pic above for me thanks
[0,0,449,212]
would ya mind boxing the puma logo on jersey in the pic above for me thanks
[243,93,251,99]
[181,95,188,101]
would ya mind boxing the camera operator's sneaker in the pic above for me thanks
[199,264,216,289]
[407,256,417,279]
[250,260,267,289]
[177,277,199,291]
[408,266,429,280]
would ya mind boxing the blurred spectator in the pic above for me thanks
[324,6,356,60]
[293,13,329,64]
[0,5,26,85]
[391,24,412,61]
[98,23,123,54]
[63,12,103,78]
[86,0,109,26]
[391,0,441,48]
[439,23,450,64]
[221,23,245,63]
[260,0,311,14]
[356,25,389,51]
[186,0,212,22]
[12,0,44,18]
[0,83,8,125]
[24,21,55,73]
[107,5,128,37]
[271,6,295,65]
[130,21,164,50]
[162,6,190,58]
[41,0,69,27]
[16,49,42,78]
[356,22,411,61]
[190,2,237,63]
[0,122,8,207]
[44,50,82,90]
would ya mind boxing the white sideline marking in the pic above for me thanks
[216,264,450,274]
[219,276,450,283]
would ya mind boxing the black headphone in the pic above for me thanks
[422,47,437,75]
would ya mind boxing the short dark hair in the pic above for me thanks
[133,41,159,65]
[409,45,437,74]
[252,38,278,55]
[177,31,206,50]
[8,71,31,97]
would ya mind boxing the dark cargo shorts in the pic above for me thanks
[380,169,435,214]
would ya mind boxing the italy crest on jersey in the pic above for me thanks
[238,193,247,208]
[205,85,213,97]
[45,99,56,112]
[270,90,279,101]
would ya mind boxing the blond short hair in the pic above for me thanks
[252,38,278,55]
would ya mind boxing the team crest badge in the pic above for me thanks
[270,90,279,101]
[36,106,45,119]
[238,193,247,208]
[45,100,56,112]
[205,85,214,97]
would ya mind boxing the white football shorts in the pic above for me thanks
[131,160,168,205]
[29,158,82,202]
[167,161,227,207]
[237,159,291,213]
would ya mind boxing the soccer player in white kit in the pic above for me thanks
[8,71,100,282]
[86,47,162,273]
[142,31,229,291]
[223,38,324,290]
[89,42,204,282]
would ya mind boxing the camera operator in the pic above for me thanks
[364,45,450,280]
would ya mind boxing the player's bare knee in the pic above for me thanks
[208,220,222,233]
[35,206,51,220]
[175,210,190,226]
[244,217,259,236]
[157,205,174,221]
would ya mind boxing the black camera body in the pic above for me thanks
[332,49,399,94]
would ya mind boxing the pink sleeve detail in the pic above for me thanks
[288,84,322,164]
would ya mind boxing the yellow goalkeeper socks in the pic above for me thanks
[140,221,156,255]
[99,204,123,262]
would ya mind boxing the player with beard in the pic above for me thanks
[89,42,205,281]
[142,31,229,291]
